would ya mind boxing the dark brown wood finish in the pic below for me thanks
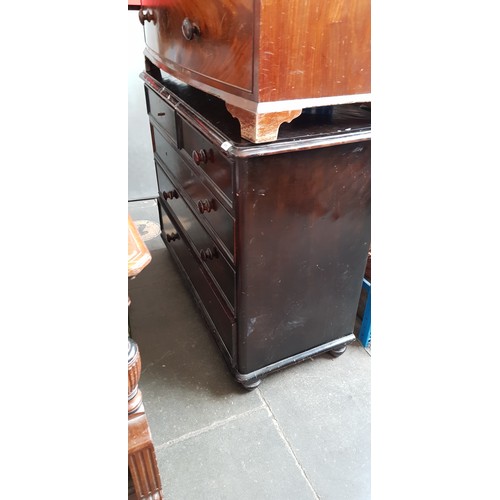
[139,0,371,143]
[156,161,236,308]
[141,71,371,389]
[236,143,371,374]
[159,202,237,357]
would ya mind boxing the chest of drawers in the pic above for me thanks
[139,0,370,143]
[141,69,371,389]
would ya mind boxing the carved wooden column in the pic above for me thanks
[128,214,163,500]
[128,338,163,500]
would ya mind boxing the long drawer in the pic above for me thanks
[159,202,236,359]
[153,129,235,259]
[157,163,235,309]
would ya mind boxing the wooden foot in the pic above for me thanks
[128,338,163,499]
[226,104,302,143]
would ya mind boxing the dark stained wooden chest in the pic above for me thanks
[141,69,371,389]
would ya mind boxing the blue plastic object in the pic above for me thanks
[358,278,371,347]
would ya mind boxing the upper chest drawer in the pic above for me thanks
[141,0,254,93]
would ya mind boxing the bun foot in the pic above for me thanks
[330,346,347,358]
[241,379,261,391]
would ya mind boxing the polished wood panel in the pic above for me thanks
[236,142,371,374]
[258,0,370,101]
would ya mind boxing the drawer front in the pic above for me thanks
[180,119,233,203]
[153,127,194,190]
[145,87,177,142]
[157,165,235,308]
[154,135,234,257]
[159,202,235,357]
[142,0,254,93]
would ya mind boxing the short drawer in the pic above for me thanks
[146,87,177,142]
[159,203,235,357]
[157,166,235,308]
[155,151,234,258]
[180,119,233,203]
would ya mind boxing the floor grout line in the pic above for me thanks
[256,389,321,500]
[155,404,266,451]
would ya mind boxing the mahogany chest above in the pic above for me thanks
[139,0,371,143]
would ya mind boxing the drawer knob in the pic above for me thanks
[162,190,179,200]
[139,9,156,25]
[166,232,180,243]
[182,18,201,40]
[192,148,214,165]
[200,247,219,261]
[198,198,216,214]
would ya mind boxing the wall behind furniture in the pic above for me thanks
[128,9,156,201]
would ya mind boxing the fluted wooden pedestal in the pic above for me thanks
[128,339,163,499]
[128,215,163,500]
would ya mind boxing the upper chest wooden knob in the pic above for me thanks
[182,18,201,40]
[138,9,156,25]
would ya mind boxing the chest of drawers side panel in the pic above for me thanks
[234,141,371,375]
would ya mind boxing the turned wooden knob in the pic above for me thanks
[200,247,219,261]
[139,9,156,25]
[162,189,179,200]
[197,199,216,214]
[182,18,201,40]
[166,232,180,242]
[192,148,214,165]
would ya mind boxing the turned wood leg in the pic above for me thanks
[128,338,164,500]
[226,104,302,143]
